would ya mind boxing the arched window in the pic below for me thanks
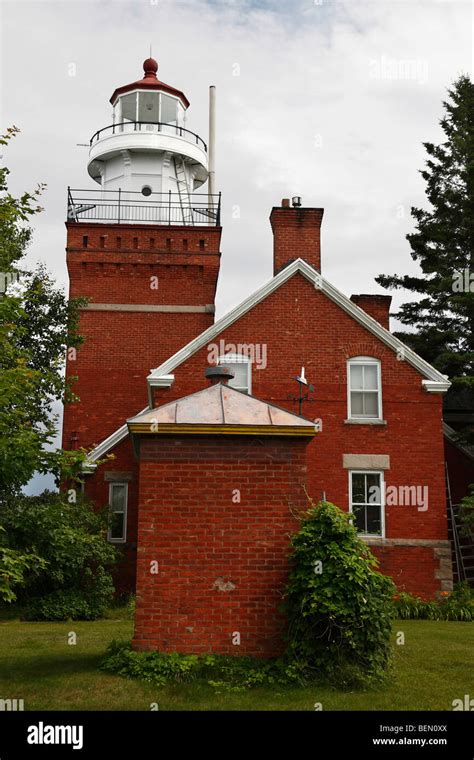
[347,357,382,420]
[218,353,251,394]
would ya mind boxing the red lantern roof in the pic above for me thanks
[110,58,190,109]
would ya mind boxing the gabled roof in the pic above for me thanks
[128,383,316,437]
[86,258,450,464]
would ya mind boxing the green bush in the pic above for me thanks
[0,491,117,620]
[101,640,303,692]
[394,583,474,621]
[284,500,395,688]
[23,568,114,621]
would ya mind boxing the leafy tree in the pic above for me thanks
[285,500,395,687]
[0,492,116,619]
[376,76,474,443]
[0,527,46,603]
[0,127,88,498]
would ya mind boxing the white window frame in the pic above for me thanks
[348,469,385,538]
[108,482,128,544]
[218,353,252,394]
[347,356,382,420]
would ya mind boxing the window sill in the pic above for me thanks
[344,419,387,426]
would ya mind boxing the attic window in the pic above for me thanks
[218,353,251,394]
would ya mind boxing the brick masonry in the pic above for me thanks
[64,209,455,637]
[132,436,310,655]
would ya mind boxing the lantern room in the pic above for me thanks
[82,56,211,224]
[110,57,189,128]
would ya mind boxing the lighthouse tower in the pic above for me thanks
[69,57,217,226]
[63,57,222,465]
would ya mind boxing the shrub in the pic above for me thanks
[0,491,117,620]
[101,641,303,692]
[284,500,395,688]
[394,583,474,621]
[23,568,115,621]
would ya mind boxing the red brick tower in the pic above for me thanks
[62,58,222,451]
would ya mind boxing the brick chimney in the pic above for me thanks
[270,199,324,275]
[350,294,392,331]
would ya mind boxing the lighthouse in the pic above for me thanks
[63,56,222,509]
[68,57,218,226]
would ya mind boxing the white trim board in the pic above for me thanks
[86,258,450,463]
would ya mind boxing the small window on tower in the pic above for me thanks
[141,186,152,197]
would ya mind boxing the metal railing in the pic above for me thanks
[67,187,221,227]
[90,121,207,152]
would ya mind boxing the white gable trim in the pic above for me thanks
[147,258,449,385]
[87,258,450,462]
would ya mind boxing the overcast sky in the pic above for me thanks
[1,0,472,492]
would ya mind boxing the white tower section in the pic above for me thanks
[87,58,208,205]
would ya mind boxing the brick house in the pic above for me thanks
[62,57,470,655]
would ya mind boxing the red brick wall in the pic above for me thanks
[270,206,324,274]
[62,222,221,450]
[370,545,441,599]
[132,436,310,656]
[84,271,450,598]
[350,294,392,330]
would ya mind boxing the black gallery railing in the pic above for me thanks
[89,121,207,152]
[67,188,221,227]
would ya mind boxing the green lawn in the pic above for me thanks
[0,618,472,710]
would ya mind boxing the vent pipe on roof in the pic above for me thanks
[208,85,216,205]
[205,366,234,385]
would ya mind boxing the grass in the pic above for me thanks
[0,617,472,710]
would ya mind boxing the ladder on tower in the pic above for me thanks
[446,462,474,584]
[173,156,194,225]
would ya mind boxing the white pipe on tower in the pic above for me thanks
[208,85,216,203]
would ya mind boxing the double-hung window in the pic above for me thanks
[349,471,384,536]
[108,483,128,543]
[348,357,382,420]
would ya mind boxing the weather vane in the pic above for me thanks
[288,366,315,416]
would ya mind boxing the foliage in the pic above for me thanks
[0,491,117,619]
[458,484,474,534]
[284,500,396,688]
[23,569,114,621]
[0,127,89,499]
[393,583,474,621]
[376,76,474,445]
[101,640,303,692]
[0,527,46,603]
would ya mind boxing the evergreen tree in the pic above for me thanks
[376,76,474,443]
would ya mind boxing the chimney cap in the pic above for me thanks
[292,196,302,207]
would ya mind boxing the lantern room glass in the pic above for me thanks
[138,92,160,123]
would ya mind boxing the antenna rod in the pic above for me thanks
[208,85,216,205]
